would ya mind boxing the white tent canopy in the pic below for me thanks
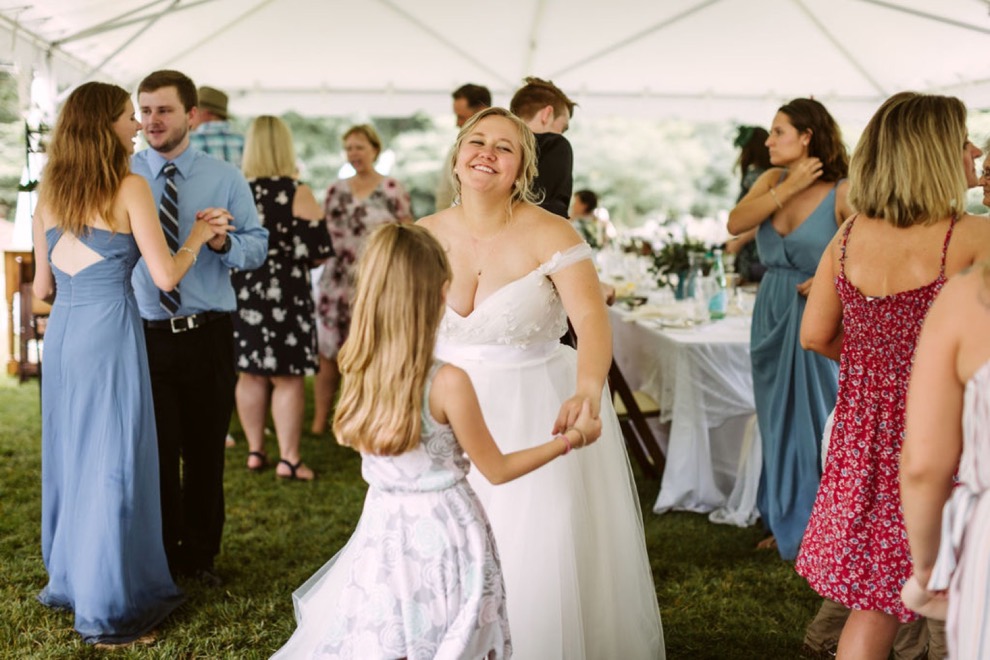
[1,0,989,124]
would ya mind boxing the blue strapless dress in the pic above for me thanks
[751,188,840,560]
[39,227,183,644]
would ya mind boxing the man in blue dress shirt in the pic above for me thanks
[131,69,268,585]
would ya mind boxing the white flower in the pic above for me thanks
[285,332,298,346]
[272,307,286,322]
[240,309,263,326]
[275,190,289,205]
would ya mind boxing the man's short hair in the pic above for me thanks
[138,70,198,112]
[452,83,491,110]
[510,76,576,122]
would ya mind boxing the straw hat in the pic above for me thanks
[197,86,229,119]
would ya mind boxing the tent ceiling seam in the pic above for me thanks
[857,0,990,35]
[58,0,181,100]
[548,0,723,81]
[376,0,514,88]
[134,0,277,90]
[54,0,171,45]
[793,0,887,97]
[522,0,547,77]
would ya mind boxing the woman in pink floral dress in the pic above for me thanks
[796,92,990,658]
[312,124,412,433]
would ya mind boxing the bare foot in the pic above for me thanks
[224,434,236,448]
[310,419,327,435]
[756,535,778,550]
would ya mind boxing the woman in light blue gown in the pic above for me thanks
[31,82,219,645]
[726,98,853,560]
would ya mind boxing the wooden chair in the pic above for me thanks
[562,322,666,479]
[16,255,50,383]
[608,359,666,479]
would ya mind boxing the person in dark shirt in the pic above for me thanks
[509,77,576,218]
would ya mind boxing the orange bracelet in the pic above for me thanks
[557,433,573,455]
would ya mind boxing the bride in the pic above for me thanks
[419,107,664,659]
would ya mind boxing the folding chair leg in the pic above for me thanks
[628,414,666,477]
[619,419,660,479]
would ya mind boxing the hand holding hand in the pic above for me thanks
[188,216,221,247]
[553,392,601,435]
[196,208,235,250]
[569,398,602,448]
[900,574,948,620]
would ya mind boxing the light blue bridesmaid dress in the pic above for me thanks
[751,187,840,560]
[38,227,183,644]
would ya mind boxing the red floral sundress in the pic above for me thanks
[795,215,955,622]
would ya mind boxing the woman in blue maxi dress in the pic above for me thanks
[31,82,217,645]
[726,98,852,560]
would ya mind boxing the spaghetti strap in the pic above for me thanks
[838,214,858,277]
[939,215,957,278]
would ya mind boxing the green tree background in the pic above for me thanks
[3,75,989,230]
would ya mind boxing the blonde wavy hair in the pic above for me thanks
[38,82,132,235]
[447,107,540,207]
[242,115,299,179]
[848,91,968,227]
[333,223,452,455]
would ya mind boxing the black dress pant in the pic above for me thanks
[144,313,235,575]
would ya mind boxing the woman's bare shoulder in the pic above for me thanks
[417,206,459,233]
[118,173,152,198]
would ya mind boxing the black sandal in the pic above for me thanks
[246,451,268,472]
[277,458,314,481]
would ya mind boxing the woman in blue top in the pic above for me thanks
[727,98,853,559]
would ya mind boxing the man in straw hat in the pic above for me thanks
[189,85,245,168]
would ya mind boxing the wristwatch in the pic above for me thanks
[209,235,232,254]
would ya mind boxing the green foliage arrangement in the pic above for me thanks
[651,233,710,289]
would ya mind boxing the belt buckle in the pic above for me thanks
[169,315,195,333]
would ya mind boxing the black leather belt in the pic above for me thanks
[143,310,229,333]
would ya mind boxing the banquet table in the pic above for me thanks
[609,303,761,527]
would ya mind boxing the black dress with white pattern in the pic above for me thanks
[232,177,334,376]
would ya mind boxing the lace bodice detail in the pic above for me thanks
[437,243,592,347]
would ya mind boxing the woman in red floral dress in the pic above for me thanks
[796,92,990,658]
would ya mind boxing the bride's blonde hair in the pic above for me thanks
[333,224,452,455]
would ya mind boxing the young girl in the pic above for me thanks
[272,223,600,659]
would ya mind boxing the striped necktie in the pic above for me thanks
[159,162,181,315]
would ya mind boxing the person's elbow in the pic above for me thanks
[800,325,836,354]
[150,270,178,292]
[32,279,51,301]
[726,212,744,236]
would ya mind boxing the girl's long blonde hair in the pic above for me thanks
[333,223,452,455]
[38,82,133,235]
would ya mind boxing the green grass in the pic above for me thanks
[0,375,821,658]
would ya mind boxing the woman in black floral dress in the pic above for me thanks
[232,116,333,480]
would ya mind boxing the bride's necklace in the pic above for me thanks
[471,219,510,278]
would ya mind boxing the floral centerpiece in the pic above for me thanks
[650,233,710,298]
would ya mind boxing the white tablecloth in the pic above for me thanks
[609,306,761,527]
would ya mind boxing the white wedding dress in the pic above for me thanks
[436,243,665,660]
